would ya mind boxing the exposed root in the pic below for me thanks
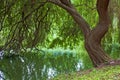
[97,60,120,68]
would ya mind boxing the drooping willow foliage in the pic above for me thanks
[0,0,52,51]
[0,0,120,53]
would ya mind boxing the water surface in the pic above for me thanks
[0,49,83,80]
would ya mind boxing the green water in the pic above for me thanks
[0,49,83,80]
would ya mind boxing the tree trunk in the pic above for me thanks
[84,0,112,67]
[49,0,112,67]
[85,31,111,67]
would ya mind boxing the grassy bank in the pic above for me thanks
[52,65,120,80]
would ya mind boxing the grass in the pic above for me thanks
[52,65,120,80]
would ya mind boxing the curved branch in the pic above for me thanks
[48,0,91,38]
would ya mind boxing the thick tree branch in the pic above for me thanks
[91,0,110,43]
[97,0,110,23]
[48,0,91,38]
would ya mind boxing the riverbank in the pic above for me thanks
[52,65,120,80]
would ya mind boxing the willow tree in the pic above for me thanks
[0,0,119,67]
[48,0,113,67]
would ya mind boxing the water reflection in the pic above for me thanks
[76,60,83,71]
[0,71,5,80]
[0,51,83,80]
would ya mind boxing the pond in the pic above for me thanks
[0,49,86,80]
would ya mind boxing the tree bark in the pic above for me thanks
[85,0,112,67]
[48,0,112,67]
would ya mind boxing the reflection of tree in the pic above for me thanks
[0,54,47,80]
[0,52,80,80]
